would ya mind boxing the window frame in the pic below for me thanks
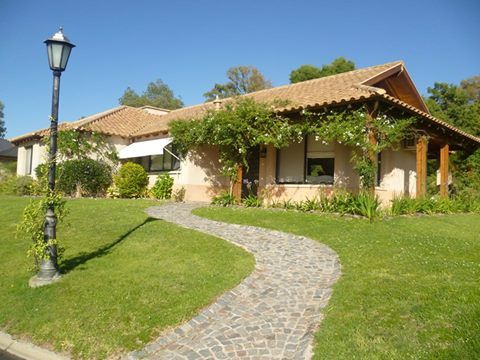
[305,151,335,185]
[376,151,382,187]
[136,143,180,173]
[25,146,33,175]
[276,137,335,185]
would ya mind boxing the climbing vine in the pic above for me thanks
[43,129,118,163]
[17,190,67,270]
[171,98,415,192]
[171,98,294,194]
[302,107,415,188]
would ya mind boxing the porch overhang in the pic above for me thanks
[119,137,173,159]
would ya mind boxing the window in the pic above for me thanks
[25,146,33,175]
[277,140,304,183]
[132,143,180,173]
[305,136,334,184]
[306,156,334,184]
[277,136,335,184]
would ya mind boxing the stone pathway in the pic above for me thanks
[127,203,341,360]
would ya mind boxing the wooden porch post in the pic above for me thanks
[232,165,243,202]
[440,144,449,198]
[416,136,428,198]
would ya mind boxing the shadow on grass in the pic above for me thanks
[60,217,157,273]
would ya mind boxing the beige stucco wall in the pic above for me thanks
[143,144,228,202]
[375,148,417,204]
[171,146,229,201]
[16,135,129,178]
[258,142,359,203]
[257,143,418,206]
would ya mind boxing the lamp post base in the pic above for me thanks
[29,273,61,288]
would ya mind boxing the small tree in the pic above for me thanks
[119,79,183,110]
[290,57,355,83]
[204,66,272,101]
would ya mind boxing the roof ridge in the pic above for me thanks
[140,105,171,113]
[352,84,387,95]
[72,105,127,129]
[241,60,405,97]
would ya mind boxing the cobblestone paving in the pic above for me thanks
[127,203,341,360]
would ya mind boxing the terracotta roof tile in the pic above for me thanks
[133,61,403,137]
[10,106,164,144]
[10,61,479,147]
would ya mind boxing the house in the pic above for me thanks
[0,139,17,162]
[10,61,480,203]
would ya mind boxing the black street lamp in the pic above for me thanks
[30,28,75,287]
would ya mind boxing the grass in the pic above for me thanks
[0,196,254,359]
[194,206,480,359]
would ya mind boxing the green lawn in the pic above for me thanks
[0,197,254,359]
[194,207,480,359]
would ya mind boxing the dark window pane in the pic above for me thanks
[163,150,172,170]
[150,155,164,171]
[306,158,334,184]
[172,156,180,170]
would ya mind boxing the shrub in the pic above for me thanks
[114,162,149,198]
[0,175,34,196]
[172,186,186,202]
[212,190,237,206]
[51,159,112,197]
[390,194,480,216]
[352,192,381,221]
[390,196,417,216]
[243,194,262,207]
[106,184,120,199]
[150,174,174,199]
[0,161,16,178]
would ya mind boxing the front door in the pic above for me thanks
[242,146,260,197]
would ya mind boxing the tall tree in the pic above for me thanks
[204,66,272,101]
[0,101,5,138]
[460,76,480,102]
[289,57,355,83]
[119,79,183,110]
[424,78,480,137]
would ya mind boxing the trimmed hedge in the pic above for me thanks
[114,162,149,198]
[36,159,112,197]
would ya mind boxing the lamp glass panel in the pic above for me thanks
[47,45,54,69]
[50,43,63,69]
[60,46,72,70]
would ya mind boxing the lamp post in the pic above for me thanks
[30,28,75,287]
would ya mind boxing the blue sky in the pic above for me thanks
[1,0,479,138]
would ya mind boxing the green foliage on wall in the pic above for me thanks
[171,98,414,191]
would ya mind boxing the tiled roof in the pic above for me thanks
[10,61,480,147]
[133,61,403,137]
[380,94,480,144]
[10,106,163,144]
